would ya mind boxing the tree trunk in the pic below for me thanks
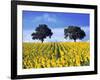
[41,39,44,43]
[74,39,76,42]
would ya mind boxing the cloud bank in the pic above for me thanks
[33,13,57,23]
[23,27,90,42]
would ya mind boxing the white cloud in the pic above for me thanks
[86,40,90,42]
[23,30,35,42]
[33,13,57,23]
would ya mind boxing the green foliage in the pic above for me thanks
[31,24,53,42]
[64,26,86,42]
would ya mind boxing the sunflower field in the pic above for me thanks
[22,42,90,69]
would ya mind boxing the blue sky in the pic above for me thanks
[22,11,90,42]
